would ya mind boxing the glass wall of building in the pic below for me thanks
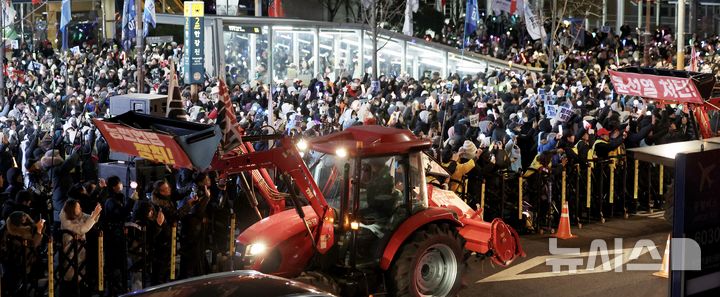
[158,14,542,87]
[377,37,403,78]
[448,53,488,78]
[319,29,361,80]
[272,27,315,82]
[407,43,445,80]
[223,25,269,84]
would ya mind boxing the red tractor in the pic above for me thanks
[95,113,524,296]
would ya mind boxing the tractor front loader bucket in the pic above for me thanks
[93,111,222,171]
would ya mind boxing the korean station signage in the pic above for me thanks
[184,1,205,84]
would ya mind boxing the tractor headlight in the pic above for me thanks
[335,147,348,158]
[296,139,308,151]
[245,243,268,257]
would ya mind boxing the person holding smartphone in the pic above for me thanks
[58,199,101,292]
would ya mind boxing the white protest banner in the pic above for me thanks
[524,2,546,40]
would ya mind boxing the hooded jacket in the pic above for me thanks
[5,211,43,248]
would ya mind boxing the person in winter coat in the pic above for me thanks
[448,141,480,194]
[45,148,81,229]
[150,179,193,284]
[5,211,44,248]
[4,167,24,204]
[126,200,165,290]
[3,211,45,295]
[592,128,624,158]
[59,199,101,283]
[1,190,33,221]
[179,172,212,278]
[505,124,523,172]
[102,175,134,296]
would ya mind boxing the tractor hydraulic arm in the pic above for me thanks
[217,141,287,215]
[210,137,336,253]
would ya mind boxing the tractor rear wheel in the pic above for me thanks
[390,223,464,297]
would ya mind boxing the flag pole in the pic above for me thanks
[0,1,4,99]
[136,0,144,93]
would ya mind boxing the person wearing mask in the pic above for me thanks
[58,199,101,295]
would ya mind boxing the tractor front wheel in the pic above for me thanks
[390,224,464,297]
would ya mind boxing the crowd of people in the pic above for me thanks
[423,12,720,75]
[0,16,719,296]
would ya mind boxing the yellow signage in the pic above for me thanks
[184,1,205,17]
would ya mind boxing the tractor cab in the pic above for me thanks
[302,126,432,266]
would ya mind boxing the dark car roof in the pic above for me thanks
[121,270,336,297]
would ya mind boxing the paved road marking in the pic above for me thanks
[477,248,656,283]
[633,211,665,219]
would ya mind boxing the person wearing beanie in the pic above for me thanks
[447,140,480,195]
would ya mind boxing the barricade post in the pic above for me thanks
[609,165,615,204]
[518,176,523,220]
[229,214,236,270]
[480,180,486,216]
[99,231,104,292]
[48,237,54,297]
[170,223,177,280]
[659,164,664,195]
[586,167,592,208]
[561,169,566,207]
[634,160,639,200]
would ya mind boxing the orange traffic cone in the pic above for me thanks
[653,234,670,278]
[553,202,577,239]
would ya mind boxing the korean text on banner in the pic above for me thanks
[92,119,193,168]
[608,70,704,104]
[524,2,546,40]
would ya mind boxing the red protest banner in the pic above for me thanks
[609,70,704,104]
[93,119,194,168]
